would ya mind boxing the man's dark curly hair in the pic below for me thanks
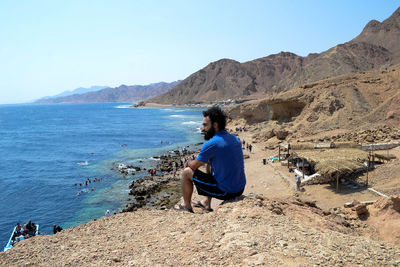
[202,106,227,130]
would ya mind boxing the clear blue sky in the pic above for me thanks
[0,0,398,104]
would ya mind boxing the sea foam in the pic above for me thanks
[169,115,186,118]
[114,105,132,109]
[182,121,200,125]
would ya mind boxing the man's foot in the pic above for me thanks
[173,204,194,213]
[192,200,213,212]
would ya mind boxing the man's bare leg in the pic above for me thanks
[180,167,194,210]
[200,196,212,210]
[200,163,213,209]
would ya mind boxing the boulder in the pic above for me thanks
[264,129,275,139]
[365,135,375,142]
[274,129,289,140]
[354,203,368,216]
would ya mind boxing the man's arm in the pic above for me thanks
[186,159,205,172]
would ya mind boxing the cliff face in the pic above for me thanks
[149,7,400,105]
[35,81,180,104]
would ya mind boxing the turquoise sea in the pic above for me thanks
[0,103,203,247]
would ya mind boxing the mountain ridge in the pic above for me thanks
[34,81,180,104]
[147,7,400,105]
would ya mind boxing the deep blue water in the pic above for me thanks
[0,103,203,247]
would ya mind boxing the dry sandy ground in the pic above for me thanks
[190,130,293,210]
[232,128,400,246]
[1,195,399,266]
[233,129,380,210]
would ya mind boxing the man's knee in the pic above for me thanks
[181,167,194,180]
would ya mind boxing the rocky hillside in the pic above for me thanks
[351,7,400,61]
[148,7,400,105]
[149,53,304,104]
[1,195,399,266]
[228,63,400,142]
[35,81,180,104]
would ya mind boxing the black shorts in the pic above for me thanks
[192,170,244,200]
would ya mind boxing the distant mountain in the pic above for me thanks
[148,58,260,105]
[148,7,400,105]
[39,86,109,100]
[34,81,180,104]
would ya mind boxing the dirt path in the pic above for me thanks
[190,130,293,210]
[235,130,293,198]
[233,130,384,210]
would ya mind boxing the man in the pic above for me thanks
[53,224,63,234]
[174,106,246,213]
[296,175,301,191]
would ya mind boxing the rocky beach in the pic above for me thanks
[119,146,202,212]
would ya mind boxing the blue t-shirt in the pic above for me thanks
[197,130,246,193]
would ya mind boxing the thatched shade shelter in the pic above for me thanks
[291,148,369,183]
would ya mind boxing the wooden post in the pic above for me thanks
[366,156,369,187]
[336,171,339,192]
[278,145,281,162]
[371,145,374,166]
[302,158,305,180]
[335,162,339,192]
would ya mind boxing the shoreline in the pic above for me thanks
[133,102,236,108]
[116,144,203,212]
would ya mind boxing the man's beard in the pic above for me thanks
[203,127,216,140]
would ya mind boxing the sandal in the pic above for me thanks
[192,201,213,212]
[173,204,194,213]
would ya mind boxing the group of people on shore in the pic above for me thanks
[240,139,253,153]
[235,126,247,132]
[169,155,196,177]
[148,169,157,176]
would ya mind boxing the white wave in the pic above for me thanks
[169,115,186,118]
[114,105,132,109]
[182,121,200,125]
[162,108,184,112]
